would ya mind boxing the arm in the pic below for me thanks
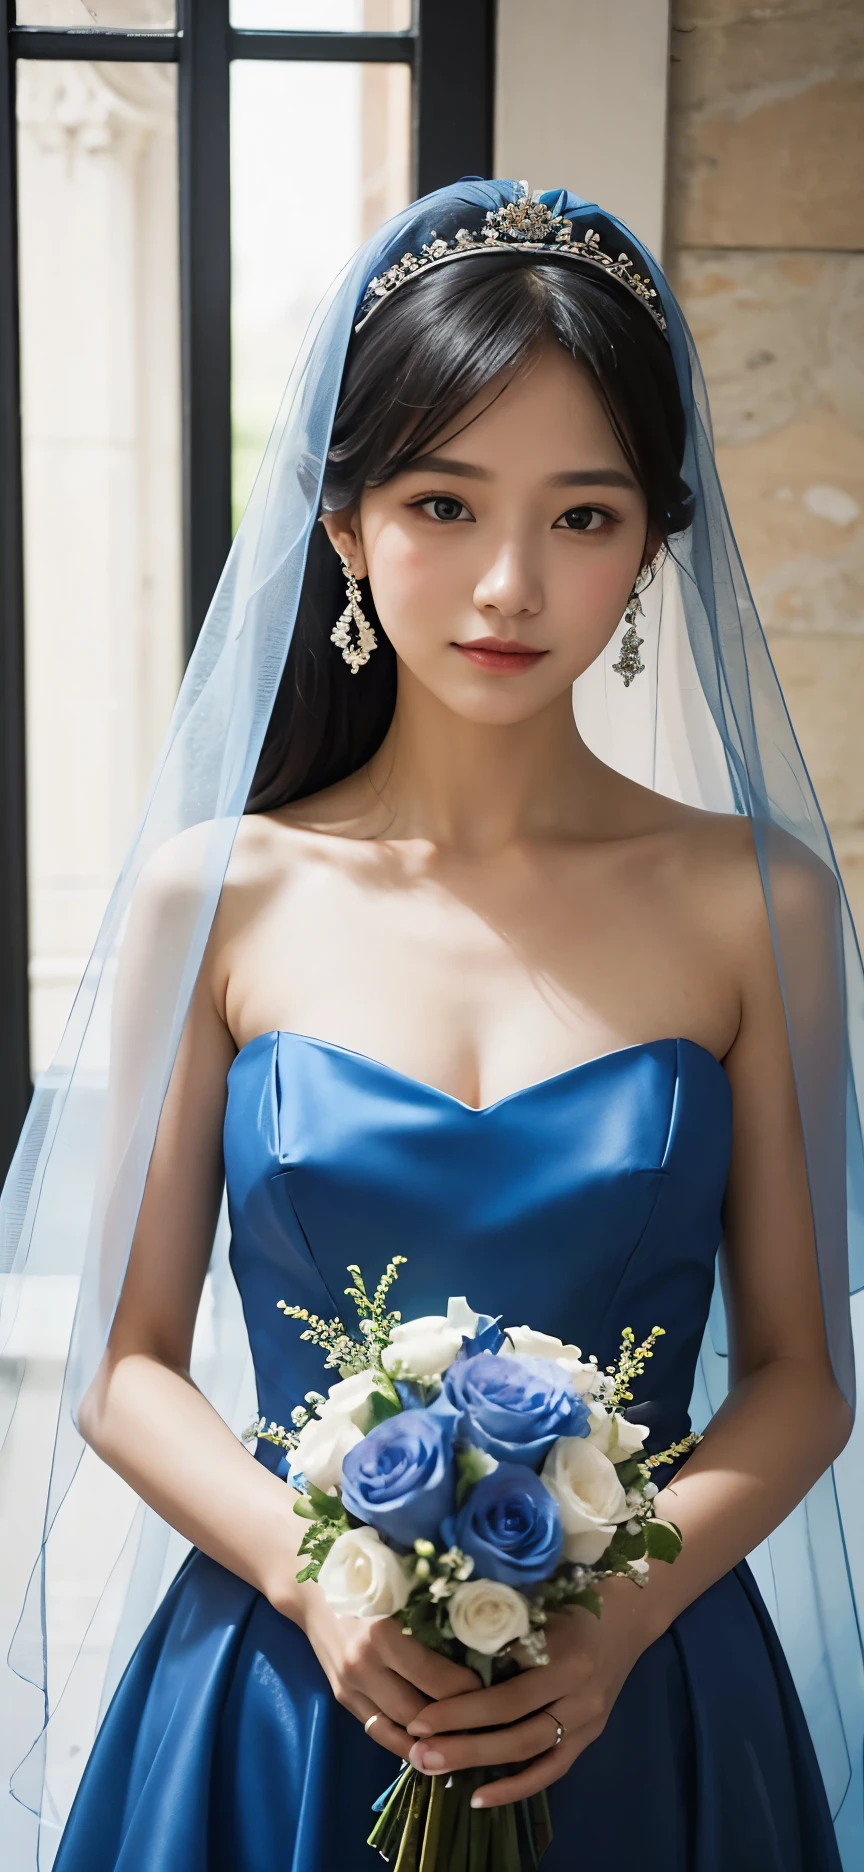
[404,849,852,1806]
[79,857,477,1763]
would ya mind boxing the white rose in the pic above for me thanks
[318,1527,412,1620]
[448,1579,531,1656]
[292,1410,364,1494]
[502,1325,576,1363]
[382,1315,463,1381]
[586,1403,649,1465]
[541,1437,630,1565]
[502,1328,598,1396]
[446,1296,482,1337]
[323,1369,385,1431]
[556,1354,603,1397]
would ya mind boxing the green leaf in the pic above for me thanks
[305,1482,348,1522]
[367,1387,402,1428]
[615,1459,645,1489]
[571,1587,604,1620]
[463,1647,495,1687]
[644,1517,683,1563]
[415,1622,455,1657]
[298,1527,328,1557]
[400,1600,458,1658]
[295,1560,321,1584]
[606,1523,647,1563]
[292,1496,318,1520]
[455,1443,497,1508]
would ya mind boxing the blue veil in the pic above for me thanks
[1,178,862,1869]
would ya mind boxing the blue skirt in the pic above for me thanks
[54,1549,840,1872]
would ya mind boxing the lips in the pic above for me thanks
[454,637,548,674]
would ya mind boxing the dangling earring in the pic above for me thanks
[613,547,665,686]
[612,587,646,687]
[331,557,377,675]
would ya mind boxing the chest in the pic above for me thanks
[224,848,734,1109]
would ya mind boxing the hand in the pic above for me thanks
[405,1579,655,1808]
[300,1590,481,1763]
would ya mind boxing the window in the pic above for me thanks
[0,0,495,1172]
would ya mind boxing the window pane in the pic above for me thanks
[16,1,175,24]
[230,1,411,33]
[16,60,182,1072]
[231,56,411,527]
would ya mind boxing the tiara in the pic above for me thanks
[355,183,667,336]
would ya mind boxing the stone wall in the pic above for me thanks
[666,1,864,924]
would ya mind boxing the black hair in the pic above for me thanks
[247,250,692,814]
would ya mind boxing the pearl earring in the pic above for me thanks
[331,557,377,675]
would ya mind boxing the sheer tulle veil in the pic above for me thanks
[1,178,862,1868]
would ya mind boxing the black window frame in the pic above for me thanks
[0,0,496,1176]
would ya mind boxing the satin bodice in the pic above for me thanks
[223,1033,732,1459]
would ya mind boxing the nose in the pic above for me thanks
[472,537,543,622]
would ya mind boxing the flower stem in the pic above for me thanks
[368,1767,552,1870]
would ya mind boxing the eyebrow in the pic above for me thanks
[406,453,637,491]
[406,453,492,480]
[547,467,638,490]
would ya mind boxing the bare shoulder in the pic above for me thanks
[216,814,314,946]
[657,807,842,1024]
[618,786,839,982]
[221,794,361,901]
[682,811,838,931]
[215,782,375,945]
[642,793,836,919]
[114,823,243,1034]
[125,821,241,948]
[125,814,315,961]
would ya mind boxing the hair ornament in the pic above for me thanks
[355,182,667,336]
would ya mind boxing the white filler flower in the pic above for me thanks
[382,1315,464,1381]
[448,1578,531,1655]
[586,1402,649,1465]
[541,1437,631,1565]
[318,1527,412,1620]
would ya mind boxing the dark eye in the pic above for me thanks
[554,506,607,532]
[418,496,471,522]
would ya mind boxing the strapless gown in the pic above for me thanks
[55,1034,841,1872]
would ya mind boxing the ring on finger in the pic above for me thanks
[540,1708,566,1749]
[364,1714,381,1734]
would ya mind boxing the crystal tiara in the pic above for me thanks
[355,182,667,336]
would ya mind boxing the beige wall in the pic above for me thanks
[495,0,670,254]
[665,1,864,925]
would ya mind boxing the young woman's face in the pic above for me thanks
[324,338,658,726]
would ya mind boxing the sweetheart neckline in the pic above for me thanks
[227,1029,727,1117]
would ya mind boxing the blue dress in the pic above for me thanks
[55,1034,840,1871]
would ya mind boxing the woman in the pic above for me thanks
[3,181,862,1871]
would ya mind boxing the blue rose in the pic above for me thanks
[442,1462,563,1588]
[340,1404,457,1548]
[442,1351,589,1469]
[461,1314,507,1358]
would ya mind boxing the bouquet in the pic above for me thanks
[247,1259,696,1870]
